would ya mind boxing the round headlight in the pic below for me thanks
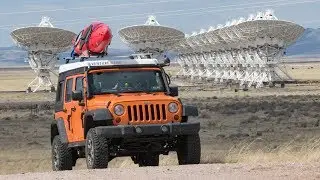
[168,102,178,113]
[114,104,124,116]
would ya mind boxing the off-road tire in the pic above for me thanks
[138,154,159,167]
[51,135,73,171]
[177,134,201,165]
[85,128,109,169]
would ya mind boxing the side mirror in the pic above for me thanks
[169,86,178,97]
[72,90,83,101]
[164,57,170,65]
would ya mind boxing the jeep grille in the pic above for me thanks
[127,104,167,121]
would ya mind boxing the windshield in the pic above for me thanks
[88,70,166,95]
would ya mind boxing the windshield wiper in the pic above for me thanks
[136,90,152,94]
[108,92,121,96]
[131,90,161,95]
[96,91,121,96]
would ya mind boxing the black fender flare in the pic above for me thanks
[84,108,113,121]
[182,105,198,117]
[51,118,68,144]
[83,108,113,137]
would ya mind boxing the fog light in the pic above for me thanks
[135,126,142,134]
[161,125,168,133]
[174,115,179,120]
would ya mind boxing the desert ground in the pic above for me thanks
[0,62,320,179]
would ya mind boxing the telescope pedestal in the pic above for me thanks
[26,69,55,93]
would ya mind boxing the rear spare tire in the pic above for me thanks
[51,135,73,171]
[177,134,201,165]
[85,128,109,169]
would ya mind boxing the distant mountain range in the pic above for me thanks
[0,27,319,66]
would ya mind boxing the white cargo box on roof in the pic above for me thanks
[58,58,160,74]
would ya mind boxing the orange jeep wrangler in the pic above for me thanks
[51,57,200,170]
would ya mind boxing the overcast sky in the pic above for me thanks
[0,0,319,49]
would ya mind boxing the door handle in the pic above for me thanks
[67,115,71,130]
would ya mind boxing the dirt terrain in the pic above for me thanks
[0,65,320,178]
[1,163,320,180]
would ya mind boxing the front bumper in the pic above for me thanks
[95,122,200,138]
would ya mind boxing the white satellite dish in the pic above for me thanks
[118,15,184,57]
[10,16,76,93]
[173,10,304,89]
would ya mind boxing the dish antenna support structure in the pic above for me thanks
[10,16,76,93]
[118,15,184,59]
[172,10,304,89]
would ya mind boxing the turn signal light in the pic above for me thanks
[115,117,121,123]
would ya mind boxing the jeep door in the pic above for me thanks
[63,77,75,141]
[64,75,86,142]
[72,75,85,141]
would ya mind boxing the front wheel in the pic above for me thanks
[85,128,109,169]
[176,134,201,165]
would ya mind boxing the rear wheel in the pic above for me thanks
[51,135,73,171]
[176,134,201,165]
[138,153,159,167]
[85,128,109,169]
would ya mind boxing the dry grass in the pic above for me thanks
[224,137,320,163]
[199,137,320,164]
[0,150,51,174]
[1,94,319,175]
[0,92,55,102]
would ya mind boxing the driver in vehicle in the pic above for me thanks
[112,82,134,90]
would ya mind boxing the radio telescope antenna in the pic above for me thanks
[10,16,76,93]
[118,15,184,59]
[172,10,304,89]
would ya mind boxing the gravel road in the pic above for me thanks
[1,163,319,180]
